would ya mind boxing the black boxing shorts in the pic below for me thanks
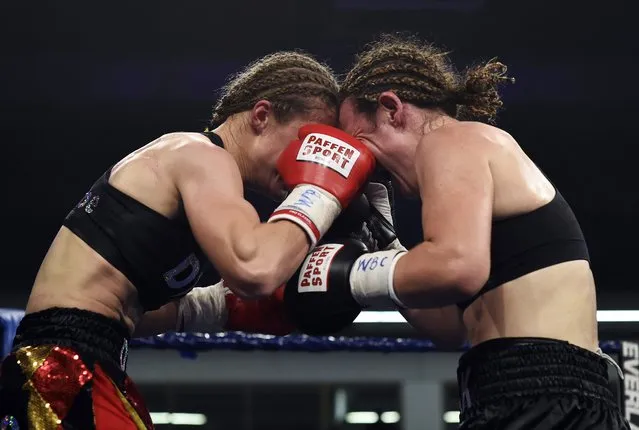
[0,307,153,430]
[457,337,629,430]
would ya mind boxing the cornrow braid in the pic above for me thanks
[341,34,514,123]
[210,52,339,128]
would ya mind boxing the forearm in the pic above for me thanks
[225,183,348,297]
[392,242,473,308]
[282,240,468,337]
[345,179,464,310]
[133,301,179,337]
[224,220,310,298]
[132,283,231,337]
[349,241,475,311]
[251,220,311,281]
[400,307,467,350]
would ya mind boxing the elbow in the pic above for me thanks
[217,241,285,300]
[224,264,282,300]
[447,252,490,299]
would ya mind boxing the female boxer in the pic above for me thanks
[0,51,375,429]
[286,35,628,429]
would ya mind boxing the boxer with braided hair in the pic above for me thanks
[210,51,340,128]
[340,35,510,123]
[0,51,376,429]
[283,35,628,429]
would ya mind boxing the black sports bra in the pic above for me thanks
[458,189,590,309]
[62,132,224,311]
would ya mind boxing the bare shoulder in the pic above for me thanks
[442,121,516,149]
[416,121,514,161]
[162,132,240,184]
[161,132,230,162]
[416,122,490,159]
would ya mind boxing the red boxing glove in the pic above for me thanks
[281,124,376,207]
[225,286,295,336]
[177,283,295,336]
[269,124,376,247]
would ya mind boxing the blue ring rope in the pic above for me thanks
[0,309,621,358]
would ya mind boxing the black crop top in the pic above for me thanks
[62,132,224,312]
[458,189,590,310]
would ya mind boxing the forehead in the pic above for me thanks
[284,108,336,132]
[338,98,368,134]
[300,103,338,127]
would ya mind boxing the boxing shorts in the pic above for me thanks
[0,307,153,430]
[457,337,630,430]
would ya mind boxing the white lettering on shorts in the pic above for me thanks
[623,341,639,428]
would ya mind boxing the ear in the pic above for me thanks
[376,91,404,129]
[249,100,272,134]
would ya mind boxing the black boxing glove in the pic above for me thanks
[322,193,376,252]
[284,239,366,335]
[284,186,407,336]
[364,175,407,252]
[283,238,408,335]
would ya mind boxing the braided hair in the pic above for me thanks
[341,34,514,123]
[210,51,339,128]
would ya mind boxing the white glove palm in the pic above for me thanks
[365,182,407,252]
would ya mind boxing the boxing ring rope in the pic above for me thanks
[0,308,623,358]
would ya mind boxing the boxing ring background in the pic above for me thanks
[3,0,637,428]
[2,309,637,429]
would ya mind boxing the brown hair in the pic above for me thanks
[340,34,514,123]
[210,52,339,128]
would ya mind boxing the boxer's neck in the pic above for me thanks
[213,118,257,184]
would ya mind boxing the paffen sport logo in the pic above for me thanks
[296,133,361,178]
[297,244,344,293]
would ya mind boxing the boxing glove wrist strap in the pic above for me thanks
[349,249,408,310]
[386,238,408,252]
[177,282,228,333]
[269,184,342,247]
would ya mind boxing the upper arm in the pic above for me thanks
[415,127,493,291]
[172,139,262,282]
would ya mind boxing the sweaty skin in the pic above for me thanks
[339,100,597,351]
[26,131,313,335]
